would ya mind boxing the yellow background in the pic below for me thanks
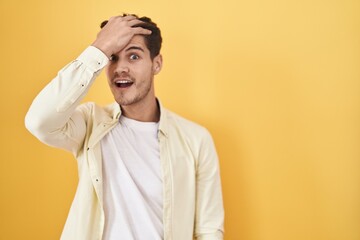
[0,0,359,239]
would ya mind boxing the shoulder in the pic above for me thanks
[76,102,119,122]
[162,108,217,163]
[163,108,212,141]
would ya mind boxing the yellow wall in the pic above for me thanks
[1,0,359,239]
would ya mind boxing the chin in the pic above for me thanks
[115,97,138,106]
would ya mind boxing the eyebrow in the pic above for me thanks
[125,46,144,52]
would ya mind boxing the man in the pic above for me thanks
[25,14,224,240]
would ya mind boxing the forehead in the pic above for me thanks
[123,35,149,52]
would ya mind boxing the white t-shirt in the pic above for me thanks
[101,116,163,240]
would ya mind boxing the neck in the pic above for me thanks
[120,98,160,122]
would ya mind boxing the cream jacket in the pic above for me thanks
[25,46,224,240]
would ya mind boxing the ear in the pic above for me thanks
[152,54,163,75]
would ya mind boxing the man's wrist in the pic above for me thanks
[91,40,112,59]
[77,46,109,72]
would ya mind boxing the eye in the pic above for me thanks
[110,54,118,62]
[129,54,139,60]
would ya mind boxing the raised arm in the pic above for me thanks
[25,15,152,154]
[24,47,109,153]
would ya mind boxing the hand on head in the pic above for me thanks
[92,15,152,58]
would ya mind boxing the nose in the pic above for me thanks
[114,58,130,74]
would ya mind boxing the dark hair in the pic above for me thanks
[100,14,162,59]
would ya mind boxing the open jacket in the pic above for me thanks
[25,46,224,240]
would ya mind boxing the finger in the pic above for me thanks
[107,15,136,23]
[127,19,146,27]
[132,27,152,35]
[121,15,137,21]
[108,16,119,22]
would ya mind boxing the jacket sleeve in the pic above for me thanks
[194,129,225,239]
[25,46,109,154]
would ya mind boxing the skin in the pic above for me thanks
[92,15,162,122]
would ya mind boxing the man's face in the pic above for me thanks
[106,35,162,107]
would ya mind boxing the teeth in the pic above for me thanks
[115,80,132,84]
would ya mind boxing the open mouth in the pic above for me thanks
[115,80,134,88]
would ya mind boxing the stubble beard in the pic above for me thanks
[114,77,154,107]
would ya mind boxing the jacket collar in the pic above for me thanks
[110,98,169,138]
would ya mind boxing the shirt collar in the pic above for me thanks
[111,98,169,138]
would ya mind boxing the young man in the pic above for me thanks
[25,14,224,240]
